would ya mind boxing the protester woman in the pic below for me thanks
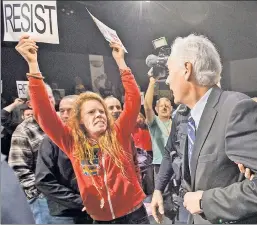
[15,35,149,224]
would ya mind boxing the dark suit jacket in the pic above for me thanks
[180,86,257,224]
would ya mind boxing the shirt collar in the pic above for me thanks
[190,88,213,129]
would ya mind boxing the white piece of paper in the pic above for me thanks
[87,9,128,53]
[16,81,29,98]
[3,1,59,44]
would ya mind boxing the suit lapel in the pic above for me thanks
[190,107,217,189]
[190,86,222,190]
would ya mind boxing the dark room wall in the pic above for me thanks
[229,57,257,97]
[1,46,150,104]
[1,45,237,105]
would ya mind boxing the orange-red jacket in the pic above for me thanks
[28,69,146,221]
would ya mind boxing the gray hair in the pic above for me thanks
[61,95,78,101]
[170,34,222,86]
[26,83,53,100]
[104,95,120,103]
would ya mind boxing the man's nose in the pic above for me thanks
[113,107,119,112]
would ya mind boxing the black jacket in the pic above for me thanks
[35,136,86,217]
[1,109,22,159]
[155,104,190,192]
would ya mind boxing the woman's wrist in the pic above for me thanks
[28,62,40,73]
[116,59,128,70]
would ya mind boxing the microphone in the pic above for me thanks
[145,54,169,68]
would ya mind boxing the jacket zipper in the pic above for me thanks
[102,155,115,219]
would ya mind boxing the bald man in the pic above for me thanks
[104,96,142,185]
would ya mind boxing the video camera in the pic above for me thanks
[145,37,171,79]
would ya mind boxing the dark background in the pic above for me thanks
[2,1,257,104]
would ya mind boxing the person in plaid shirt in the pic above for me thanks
[8,85,55,224]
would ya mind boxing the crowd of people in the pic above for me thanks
[1,33,257,224]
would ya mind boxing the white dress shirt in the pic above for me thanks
[190,88,213,129]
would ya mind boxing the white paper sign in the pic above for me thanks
[16,81,29,98]
[87,9,128,53]
[3,1,59,44]
[140,92,145,105]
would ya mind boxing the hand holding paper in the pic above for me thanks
[87,9,128,53]
[109,42,127,70]
[15,35,38,64]
[110,42,125,61]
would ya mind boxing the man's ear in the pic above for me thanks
[26,101,32,109]
[155,106,158,114]
[184,62,193,81]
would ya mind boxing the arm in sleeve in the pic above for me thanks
[154,115,178,192]
[131,139,142,185]
[1,109,12,127]
[1,109,19,133]
[28,78,72,154]
[35,137,83,208]
[8,135,40,199]
[116,69,141,138]
[144,79,156,125]
[202,99,257,223]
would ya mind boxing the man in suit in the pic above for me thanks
[161,34,257,224]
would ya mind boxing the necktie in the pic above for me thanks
[187,115,196,170]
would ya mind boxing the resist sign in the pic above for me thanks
[16,81,29,98]
[3,1,59,44]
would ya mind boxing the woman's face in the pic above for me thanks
[80,100,107,139]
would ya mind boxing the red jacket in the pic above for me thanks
[29,69,146,221]
[132,127,152,151]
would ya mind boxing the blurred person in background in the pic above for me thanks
[1,98,33,160]
[8,86,54,224]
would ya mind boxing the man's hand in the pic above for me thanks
[149,76,157,84]
[3,98,25,113]
[13,98,24,106]
[183,191,204,215]
[151,190,164,224]
[238,163,255,180]
[148,67,162,81]
[15,35,38,64]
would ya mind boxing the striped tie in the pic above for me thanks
[187,115,196,170]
